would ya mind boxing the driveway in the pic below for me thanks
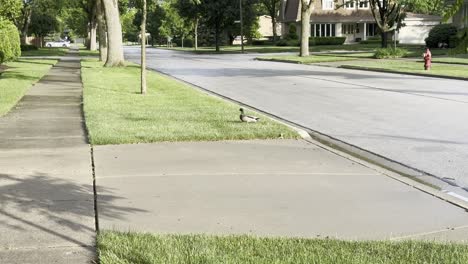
[124,47,468,191]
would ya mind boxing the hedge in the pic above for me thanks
[425,24,458,48]
[374,48,408,59]
[309,37,346,46]
[252,39,274,46]
[0,20,20,63]
[21,44,38,51]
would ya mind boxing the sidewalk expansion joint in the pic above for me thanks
[0,245,94,252]
[389,224,468,241]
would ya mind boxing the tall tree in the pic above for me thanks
[369,0,404,48]
[102,0,125,66]
[299,0,314,57]
[140,0,147,94]
[199,0,238,52]
[96,0,107,61]
[259,0,280,43]
[174,0,202,50]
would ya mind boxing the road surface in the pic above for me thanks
[124,47,468,191]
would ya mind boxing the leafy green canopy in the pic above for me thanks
[0,0,22,22]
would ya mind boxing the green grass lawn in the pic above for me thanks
[21,47,69,57]
[432,54,468,65]
[81,59,298,145]
[258,55,358,64]
[341,59,468,78]
[0,59,57,116]
[79,46,100,57]
[98,231,468,264]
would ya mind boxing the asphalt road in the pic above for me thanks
[124,47,468,190]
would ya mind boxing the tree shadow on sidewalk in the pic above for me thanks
[0,172,147,250]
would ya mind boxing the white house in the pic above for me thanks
[279,0,441,44]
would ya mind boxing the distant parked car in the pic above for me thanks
[45,40,70,48]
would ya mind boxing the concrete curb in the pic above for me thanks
[145,67,468,211]
[340,65,468,81]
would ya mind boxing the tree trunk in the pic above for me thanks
[181,35,184,48]
[141,0,147,95]
[215,23,220,52]
[272,19,277,43]
[102,0,125,67]
[21,8,32,45]
[300,9,311,57]
[381,32,388,48]
[194,18,199,50]
[90,21,98,51]
[96,0,107,61]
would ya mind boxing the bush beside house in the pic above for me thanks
[309,37,346,45]
[374,48,408,59]
[425,24,458,48]
[0,19,21,64]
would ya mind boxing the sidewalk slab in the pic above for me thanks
[0,51,95,263]
[94,140,468,241]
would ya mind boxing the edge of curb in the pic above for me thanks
[340,65,468,81]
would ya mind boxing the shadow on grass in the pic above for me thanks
[0,73,40,81]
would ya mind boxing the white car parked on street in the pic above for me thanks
[45,40,71,48]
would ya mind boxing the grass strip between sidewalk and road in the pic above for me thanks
[0,59,57,116]
[81,59,298,145]
[257,55,359,64]
[98,231,468,264]
[340,59,468,79]
[21,48,69,57]
[432,55,468,65]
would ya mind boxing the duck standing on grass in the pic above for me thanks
[240,108,260,123]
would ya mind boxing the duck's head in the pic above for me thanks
[239,108,244,113]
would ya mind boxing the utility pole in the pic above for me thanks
[240,0,244,53]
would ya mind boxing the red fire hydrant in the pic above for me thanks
[423,48,432,71]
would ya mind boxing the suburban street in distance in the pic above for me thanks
[125,47,468,191]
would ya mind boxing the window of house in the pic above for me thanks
[342,24,355,35]
[322,0,334,10]
[312,24,336,37]
[366,23,377,36]
[345,0,355,9]
[358,0,369,9]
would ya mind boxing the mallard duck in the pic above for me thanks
[239,108,260,123]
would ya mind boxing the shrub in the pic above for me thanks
[20,45,38,51]
[276,39,288,46]
[374,48,408,59]
[276,39,300,47]
[309,37,346,46]
[285,24,298,40]
[0,20,21,62]
[172,38,193,48]
[425,24,458,48]
[252,39,273,46]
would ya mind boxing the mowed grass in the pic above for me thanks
[0,59,57,116]
[258,55,358,64]
[341,59,468,78]
[432,54,468,65]
[98,231,468,264]
[81,59,298,145]
[21,47,69,57]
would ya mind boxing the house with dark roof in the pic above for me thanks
[279,0,441,44]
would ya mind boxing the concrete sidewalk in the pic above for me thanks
[94,139,468,241]
[0,51,95,263]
